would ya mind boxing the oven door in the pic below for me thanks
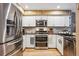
[4,37,22,55]
[35,35,48,49]
[36,35,47,40]
[36,42,47,47]
[36,36,47,42]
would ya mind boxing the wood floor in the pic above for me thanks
[23,49,61,56]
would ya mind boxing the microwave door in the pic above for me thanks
[44,21,45,26]
[40,21,44,26]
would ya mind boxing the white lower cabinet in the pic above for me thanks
[48,35,64,55]
[23,34,64,55]
[23,35,35,49]
[48,35,57,48]
[57,35,64,55]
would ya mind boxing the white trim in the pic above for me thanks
[12,3,24,14]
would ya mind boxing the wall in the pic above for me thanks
[53,27,71,33]
[71,12,76,32]
[76,4,79,56]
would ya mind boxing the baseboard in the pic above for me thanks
[24,48,56,49]
[26,47,35,49]
[48,48,57,49]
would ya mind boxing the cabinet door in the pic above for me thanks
[48,35,52,48]
[35,16,41,20]
[48,35,57,48]
[22,16,35,27]
[48,16,64,26]
[64,16,70,26]
[41,16,48,20]
[30,16,35,26]
[52,35,57,48]
[54,16,65,26]
[47,16,70,26]
[26,35,35,48]
[55,16,69,26]
[48,16,55,26]
[57,35,64,55]
[22,16,30,26]
[35,16,48,20]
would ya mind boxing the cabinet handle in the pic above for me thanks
[7,39,22,45]
[58,39,62,45]
[30,37,35,44]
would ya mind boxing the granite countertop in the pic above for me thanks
[23,32,76,37]
[53,32,75,36]
[23,33,36,35]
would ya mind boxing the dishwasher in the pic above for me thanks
[64,36,76,56]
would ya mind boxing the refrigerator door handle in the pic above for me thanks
[7,39,21,45]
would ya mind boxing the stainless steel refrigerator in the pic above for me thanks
[0,3,23,56]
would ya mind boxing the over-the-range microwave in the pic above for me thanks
[36,20,47,27]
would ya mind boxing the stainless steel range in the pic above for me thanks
[35,34,48,49]
[36,27,48,34]
[35,27,48,49]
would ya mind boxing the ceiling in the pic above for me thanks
[19,3,76,12]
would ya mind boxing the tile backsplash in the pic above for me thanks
[24,28,36,34]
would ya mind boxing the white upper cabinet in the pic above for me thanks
[22,16,70,27]
[41,16,48,20]
[54,16,65,26]
[35,16,48,20]
[22,16,35,27]
[47,16,56,26]
[35,16,41,20]
[47,16,70,26]
[64,16,70,26]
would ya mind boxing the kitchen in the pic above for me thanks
[0,3,78,56]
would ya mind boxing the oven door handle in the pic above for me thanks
[7,39,22,45]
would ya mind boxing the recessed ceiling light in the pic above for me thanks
[57,5,60,9]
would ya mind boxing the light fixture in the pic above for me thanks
[57,5,60,9]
